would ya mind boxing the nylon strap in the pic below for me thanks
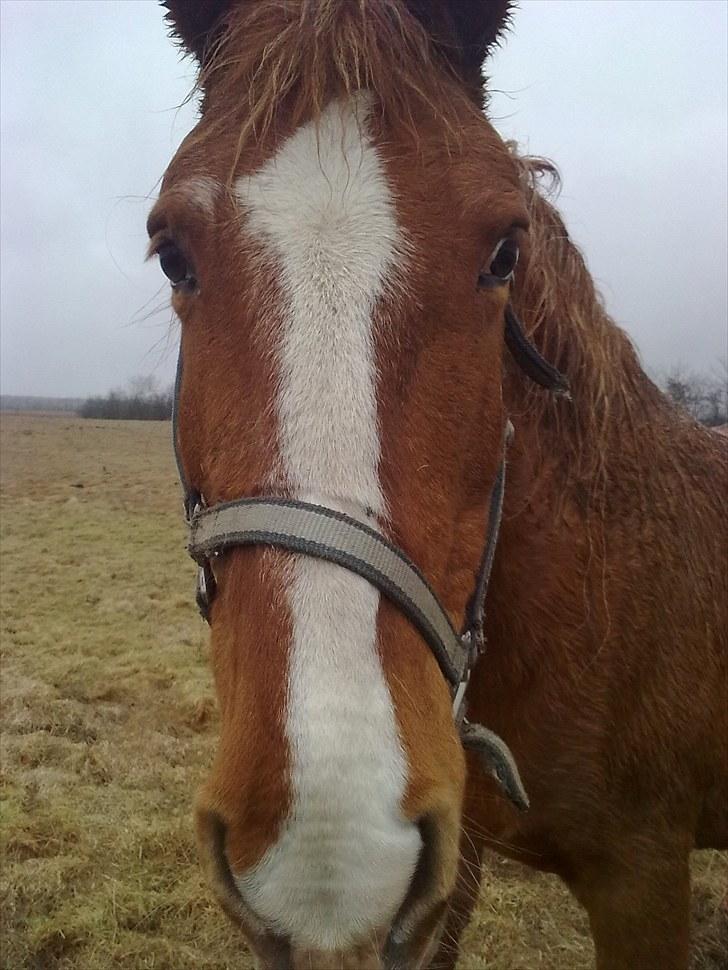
[463,449,507,648]
[172,348,199,521]
[504,305,570,396]
[189,497,472,689]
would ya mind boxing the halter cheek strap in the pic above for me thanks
[505,305,571,397]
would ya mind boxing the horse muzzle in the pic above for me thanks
[195,804,454,970]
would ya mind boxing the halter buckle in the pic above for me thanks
[184,491,205,525]
[462,624,486,661]
[453,628,484,721]
[196,561,216,623]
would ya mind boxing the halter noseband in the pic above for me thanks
[172,304,568,812]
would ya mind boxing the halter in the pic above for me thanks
[172,304,568,812]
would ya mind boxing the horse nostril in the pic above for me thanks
[195,807,255,926]
[384,815,448,968]
[196,808,239,905]
[195,805,292,966]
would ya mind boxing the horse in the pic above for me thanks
[148,2,728,967]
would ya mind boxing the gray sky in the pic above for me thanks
[1,0,726,397]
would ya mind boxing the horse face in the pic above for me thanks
[151,2,525,965]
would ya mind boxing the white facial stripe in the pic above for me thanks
[235,98,420,949]
[240,99,397,520]
[242,559,420,949]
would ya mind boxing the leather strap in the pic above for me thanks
[172,348,200,522]
[504,305,570,396]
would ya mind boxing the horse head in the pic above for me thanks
[149,2,536,966]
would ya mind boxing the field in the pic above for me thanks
[1,414,726,970]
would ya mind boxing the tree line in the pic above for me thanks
[662,366,727,428]
[80,367,726,427]
[79,376,173,421]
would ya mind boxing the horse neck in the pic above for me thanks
[503,165,671,511]
[483,175,679,682]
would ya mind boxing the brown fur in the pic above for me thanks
[446,160,728,970]
[151,3,728,968]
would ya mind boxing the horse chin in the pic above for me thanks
[251,924,444,970]
[285,926,444,970]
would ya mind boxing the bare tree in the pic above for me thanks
[662,363,727,427]
[80,375,173,421]
[127,374,159,399]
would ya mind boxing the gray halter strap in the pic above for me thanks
[190,498,473,689]
[187,445,506,689]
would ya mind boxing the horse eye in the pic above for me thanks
[488,237,519,281]
[157,242,195,289]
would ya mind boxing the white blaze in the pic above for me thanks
[234,98,420,949]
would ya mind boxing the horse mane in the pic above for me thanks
[195,0,482,176]
[508,150,670,498]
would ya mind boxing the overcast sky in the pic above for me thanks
[1,0,726,397]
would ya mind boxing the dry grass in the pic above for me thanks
[1,414,725,969]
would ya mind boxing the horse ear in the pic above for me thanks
[405,0,513,90]
[161,0,234,64]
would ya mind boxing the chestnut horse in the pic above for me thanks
[149,2,727,968]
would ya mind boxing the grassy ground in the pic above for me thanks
[1,414,725,970]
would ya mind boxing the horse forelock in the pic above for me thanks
[190,0,483,180]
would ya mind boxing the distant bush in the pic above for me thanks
[80,376,173,421]
[662,366,728,428]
